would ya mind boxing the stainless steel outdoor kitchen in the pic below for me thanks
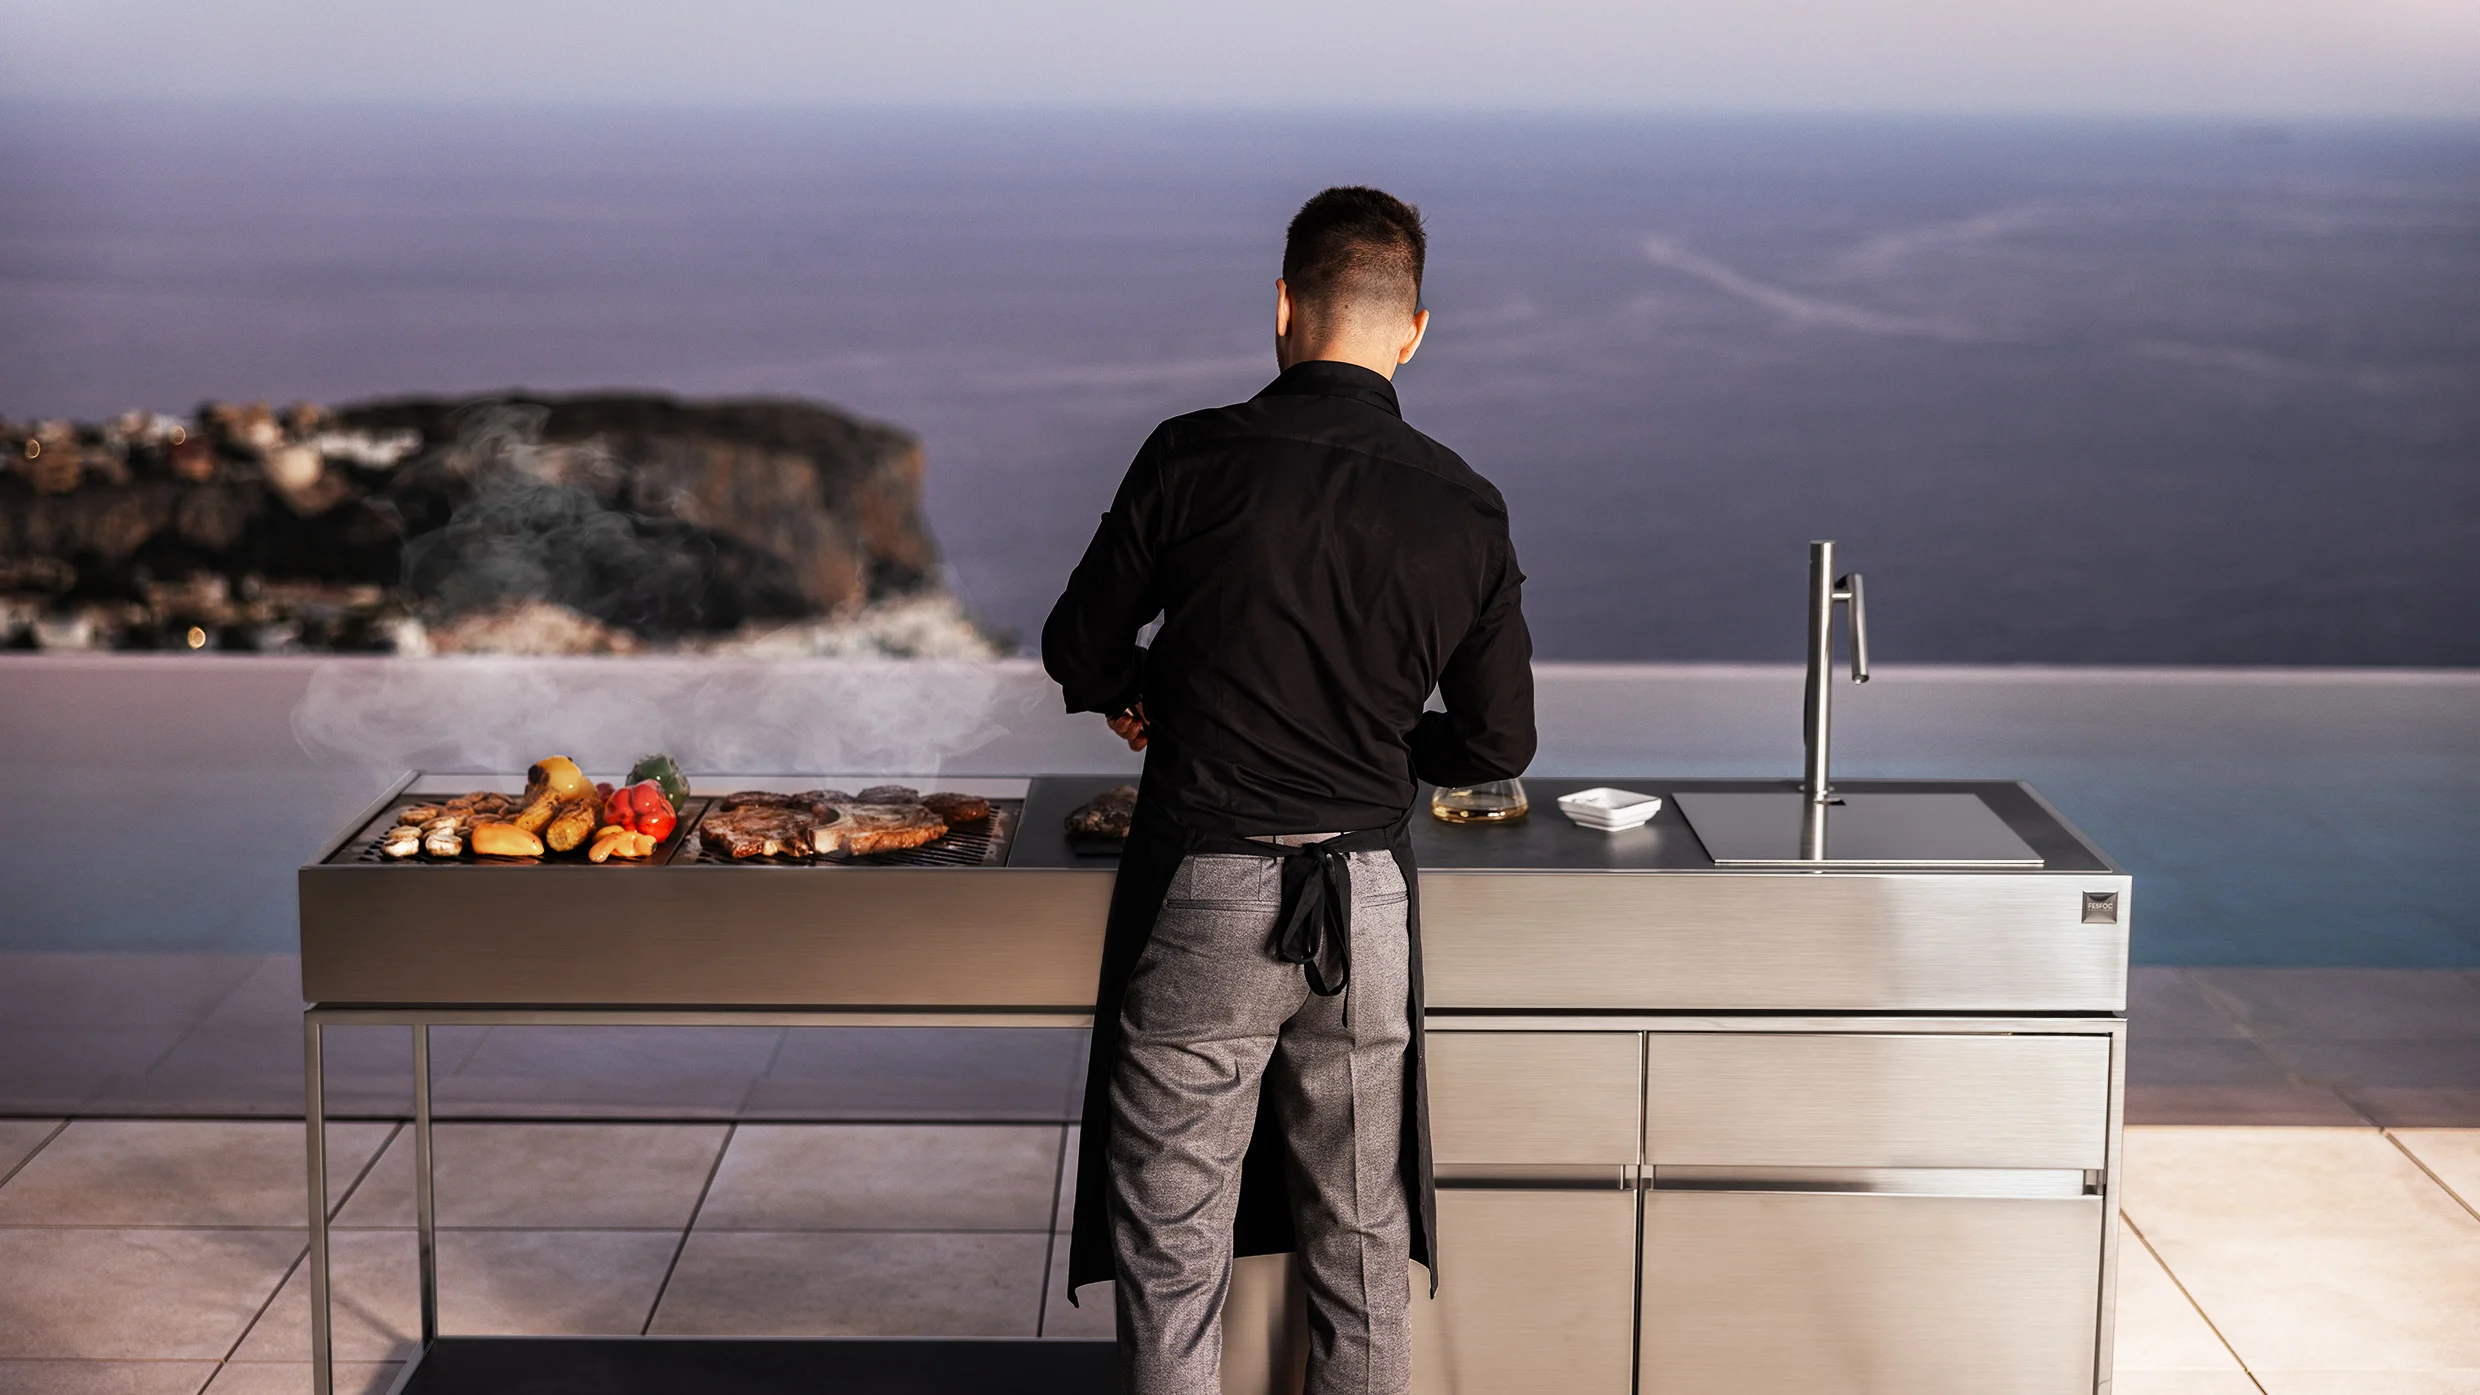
[294,545,2134,1395]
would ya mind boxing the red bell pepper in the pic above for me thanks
[629,780,677,841]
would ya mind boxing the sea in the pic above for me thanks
[3,103,2476,665]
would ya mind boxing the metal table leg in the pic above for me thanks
[414,1022,438,1346]
[305,1013,333,1395]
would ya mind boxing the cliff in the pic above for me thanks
[0,392,991,655]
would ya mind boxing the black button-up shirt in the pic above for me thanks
[1043,360,1536,836]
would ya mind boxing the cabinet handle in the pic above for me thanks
[1647,1166,2093,1199]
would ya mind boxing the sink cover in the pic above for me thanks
[1673,791,2044,868]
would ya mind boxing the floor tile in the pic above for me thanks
[2253,1376,2480,1395]
[0,1121,392,1227]
[1053,1124,1081,1233]
[696,1124,1061,1232]
[2276,1040,2480,1089]
[2112,1220,2241,1372]
[0,1228,304,1359]
[2129,1039,2300,1086]
[2126,1084,2366,1126]
[232,1228,678,1362]
[2122,1126,2480,1243]
[0,1120,62,1182]
[333,1123,727,1229]
[0,1029,188,1114]
[0,955,261,1029]
[650,1231,1048,1337]
[0,1361,217,1395]
[2344,1090,2480,1128]
[739,1027,1088,1121]
[2147,1236,2480,1372]
[2129,969,2249,1041]
[2187,969,2480,1042]
[199,1363,400,1395]
[2393,1129,2480,1214]
[2107,1375,2265,1395]
[1041,1240,1114,1340]
[89,1024,433,1119]
[436,1027,779,1117]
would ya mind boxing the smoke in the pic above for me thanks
[397,401,801,639]
[290,656,1023,778]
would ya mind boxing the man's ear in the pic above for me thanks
[1276,279,1293,340]
[1398,307,1431,366]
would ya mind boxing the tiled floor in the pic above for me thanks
[1,1118,2474,1392]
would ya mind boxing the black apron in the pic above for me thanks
[1064,798,1440,1301]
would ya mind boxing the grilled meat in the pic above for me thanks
[714,790,838,819]
[856,785,919,805]
[700,805,820,859]
[814,803,949,857]
[920,792,992,825]
[1066,785,1139,842]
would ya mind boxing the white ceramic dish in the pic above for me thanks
[1557,787,1663,831]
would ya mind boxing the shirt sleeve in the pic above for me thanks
[1408,539,1537,788]
[1042,428,1170,715]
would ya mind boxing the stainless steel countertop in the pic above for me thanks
[1007,776,2117,875]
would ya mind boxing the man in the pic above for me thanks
[1044,185,1535,1395]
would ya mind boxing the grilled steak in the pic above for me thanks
[1066,785,1139,841]
[715,790,839,819]
[856,785,919,804]
[920,792,992,825]
[700,804,822,859]
[814,803,949,857]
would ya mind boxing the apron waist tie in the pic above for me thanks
[1189,821,1401,997]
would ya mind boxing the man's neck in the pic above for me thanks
[1276,345,1400,381]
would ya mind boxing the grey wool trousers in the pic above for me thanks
[1108,850,1414,1395]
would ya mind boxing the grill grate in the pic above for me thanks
[687,802,1018,868]
[344,796,706,866]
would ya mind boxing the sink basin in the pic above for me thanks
[1672,791,2045,868]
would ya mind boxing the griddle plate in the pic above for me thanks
[1673,791,2045,868]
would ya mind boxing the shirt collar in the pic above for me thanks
[1256,360,1402,419]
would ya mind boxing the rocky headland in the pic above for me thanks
[0,393,997,657]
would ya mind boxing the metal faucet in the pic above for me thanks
[1800,540,1869,856]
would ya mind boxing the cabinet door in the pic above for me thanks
[1641,1190,2104,1395]
[1411,1188,1638,1395]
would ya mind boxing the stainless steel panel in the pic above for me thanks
[1649,1166,2091,1199]
[1411,1188,1638,1395]
[1426,1032,1641,1167]
[299,866,1112,1006]
[1421,872,2129,1012]
[1641,1190,2105,1395]
[1673,791,2044,867]
[1647,1033,2109,1169]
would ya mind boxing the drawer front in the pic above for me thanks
[1426,1031,1641,1167]
[1641,1190,2104,1395]
[1413,1188,1639,1395]
[1647,1032,2109,1169]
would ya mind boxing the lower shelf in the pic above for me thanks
[390,1336,1117,1394]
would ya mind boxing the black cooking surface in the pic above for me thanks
[684,801,1018,868]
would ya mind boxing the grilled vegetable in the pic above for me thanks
[421,816,466,858]
[471,822,543,858]
[544,798,597,853]
[528,756,594,803]
[627,753,690,810]
[588,825,632,863]
[381,825,422,858]
[511,790,560,836]
[628,781,678,841]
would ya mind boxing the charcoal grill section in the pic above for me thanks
[683,801,1018,868]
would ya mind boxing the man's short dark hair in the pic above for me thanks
[1283,186,1425,323]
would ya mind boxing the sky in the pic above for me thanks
[5,0,2478,117]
